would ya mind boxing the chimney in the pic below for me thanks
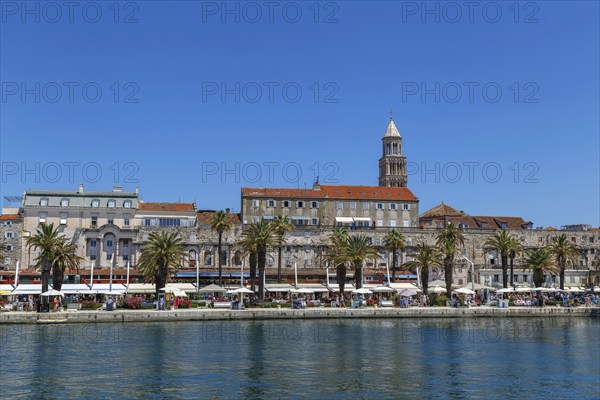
[312,179,321,190]
[113,186,122,192]
[78,183,84,193]
[135,186,139,195]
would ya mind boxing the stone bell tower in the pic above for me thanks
[378,113,407,187]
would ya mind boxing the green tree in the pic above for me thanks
[239,220,281,302]
[383,229,406,283]
[26,223,64,304]
[521,248,559,287]
[49,238,83,291]
[484,230,516,288]
[138,232,186,298]
[210,210,234,285]
[436,223,464,296]
[404,242,442,296]
[271,215,292,283]
[589,258,600,293]
[548,234,580,290]
[338,235,379,289]
[325,228,349,295]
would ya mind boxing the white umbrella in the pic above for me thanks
[515,287,533,293]
[41,289,64,297]
[293,288,315,294]
[429,286,446,294]
[372,285,396,293]
[399,288,418,297]
[455,287,475,295]
[234,287,254,294]
[351,288,373,295]
[198,284,227,293]
[565,287,584,293]
[496,288,514,294]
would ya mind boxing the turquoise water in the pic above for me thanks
[1,318,599,399]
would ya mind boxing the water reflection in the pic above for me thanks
[0,318,598,399]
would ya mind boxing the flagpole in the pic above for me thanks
[126,261,130,294]
[14,259,20,287]
[109,255,114,293]
[90,260,95,287]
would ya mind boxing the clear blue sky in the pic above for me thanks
[1,1,598,228]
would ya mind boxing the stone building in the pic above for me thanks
[0,213,22,272]
[379,116,408,187]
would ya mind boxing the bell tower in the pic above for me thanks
[378,112,407,187]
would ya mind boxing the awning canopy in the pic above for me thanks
[335,217,354,223]
[265,284,296,292]
[291,216,310,220]
[352,217,372,222]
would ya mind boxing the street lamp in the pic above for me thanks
[460,254,475,292]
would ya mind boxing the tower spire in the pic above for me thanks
[378,114,407,187]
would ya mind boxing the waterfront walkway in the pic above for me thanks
[1,306,598,324]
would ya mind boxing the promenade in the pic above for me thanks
[1,306,598,324]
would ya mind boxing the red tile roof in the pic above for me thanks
[197,211,241,224]
[139,202,195,212]
[0,214,21,221]
[420,203,465,219]
[241,185,417,201]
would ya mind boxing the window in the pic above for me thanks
[4,232,13,238]
[159,218,181,227]
[90,254,97,260]
[60,214,67,225]
[311,218,319,225]
[570,276,576,283]
[144,219,151,226]
[390,220,397,227]
[363,202,369,210]
[39,214,47,223]
[377,220,383,227]
[4,221,12,226]
[61,198,69,207]
[402,203,410,211]
[107,199,116,208]
[123,254,129,261]
[5,245,12,252]
[91,216,98,226]
[122,241,129,248]
[590,237,594,243]
[350,202,357,210]
[376,203,383,210]
[252,199,260,208]
[106,253,112,260]
[106,240,113,247]
[40,198,49,206]
[403,219,410,228]
[124,218,130,226]
[389,203,397,210]
[282,200,290,208]
[108,218,114,225]
[296,201,305,208]
[500,222,507,229]
[458,279,464,285]
[123,200,132,208]
[310,201,319,209]
[571,237,576,243]
[493,275,499,283]
[90,240,97,247]
[336,202,343,210]
[91,199,100,208]
[267,200,275,208]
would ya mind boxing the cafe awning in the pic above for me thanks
[335,217,354,223]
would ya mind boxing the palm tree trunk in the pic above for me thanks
[421,267,429,296]
[249,252,257,293]
[444,258,453,299]
[509,256,514,287]
[355,261,363,289]
[156,262,167,300]
[277,246,283,284]
[391,249,397,283]
[41,257,51,306]
[52,266,65,291]
[258,245,266,302]
[501,254,508,288]
[217,232,223,285]
[336,264,346,299]
[559,261,565,290]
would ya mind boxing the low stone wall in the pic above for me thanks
[0,306,598,324]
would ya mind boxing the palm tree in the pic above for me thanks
[403,242,442,295]
[589,258,600,293]
[436,223,464,296]
[26,223,63,304]
[238,239,258,293]
[338,235,379,289]
[548,234,580,290]
[484,230,515,288]
[49,238,83,291]
[521,248,559,287]
[138,232,186,298]
[507,236,523,287]
[210,210,233,285]
[238,220,281,302]
[271,215,292,283]
[325,228,349,295]
[383,230,406,283]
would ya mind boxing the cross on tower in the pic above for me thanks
[389,109,393,120]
